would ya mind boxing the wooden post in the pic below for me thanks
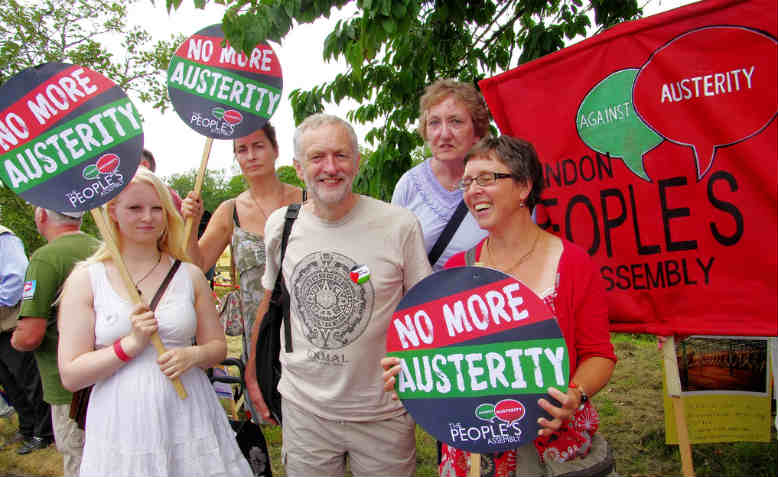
[91,208,187,399]
[663,335,694,476]
[183,137,214,247]
[469,453,481,476]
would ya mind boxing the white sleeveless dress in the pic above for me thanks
[79,261,252,477]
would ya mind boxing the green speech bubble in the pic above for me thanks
[475,403,495,422]
[82,164,100,180]
[577,68,663,181]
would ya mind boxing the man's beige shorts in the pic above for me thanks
[281,399,416,476]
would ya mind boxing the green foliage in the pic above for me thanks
[0,0,180,111]
[171,0,641,197]
[353,145,408,201]
[0,186,44,255]
[166,166,306,210]
[0,0,182,254]
[166,168,244,212]
[0,184,99,255]
[277,165,305,189]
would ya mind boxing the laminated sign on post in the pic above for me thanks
[386,267,569,454]
[167,24,283,139]
[166,24,284,243]
[0,63,142,214]
[0,63,186,398]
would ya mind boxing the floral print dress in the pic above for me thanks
[232,204,267,422]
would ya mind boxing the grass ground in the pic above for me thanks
[1,333,775,476]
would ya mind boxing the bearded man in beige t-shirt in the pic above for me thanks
[246,113,431,476]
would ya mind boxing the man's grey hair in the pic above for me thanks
[43,208,82,225]
[293,113,359,162]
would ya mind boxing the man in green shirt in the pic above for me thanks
[12,208,99,476]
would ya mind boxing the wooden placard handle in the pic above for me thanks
[469,453,481,476]
[183,137,214,247]
[91,208,188,399]
[662,335,694,476]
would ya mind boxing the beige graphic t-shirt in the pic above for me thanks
[263,196,431,421]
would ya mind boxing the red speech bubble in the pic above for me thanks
[494,399,525,424]
[96,153,120,174]
[223,109,243,125]
[634,26,777,180]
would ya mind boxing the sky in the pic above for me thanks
[126,1,362,179]
[128,0,697,179]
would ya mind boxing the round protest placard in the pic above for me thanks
[0,62,143,214]
[386,266,569,454]
[167,24,283,139]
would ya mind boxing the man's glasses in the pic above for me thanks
[458,172,517,191]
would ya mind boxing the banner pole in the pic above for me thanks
[469,453,481,476]
[183,137,214,247]
[91,208,188,400]
[662,335,694,476]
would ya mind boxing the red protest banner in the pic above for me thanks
[479,0,777,337]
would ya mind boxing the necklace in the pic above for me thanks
[247,184,283,221]
[486,228,541,274]
[133,254,161,295]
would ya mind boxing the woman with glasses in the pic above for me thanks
[384,135,617,476]
[181,123,304,422]
[392,79,489,270]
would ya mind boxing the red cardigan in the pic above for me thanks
[444,238,617,375]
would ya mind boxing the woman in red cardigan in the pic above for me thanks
[384,135,617,476]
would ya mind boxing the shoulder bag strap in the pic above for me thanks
[271,203,301,353]
[149,260,182,311]
[428,199,468,267]
[465,245,478,267]
[231,199,241,227]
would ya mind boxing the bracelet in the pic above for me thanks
[569,382,589,410]
[113,339,132,363]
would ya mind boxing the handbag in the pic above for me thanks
[543,432,614,477]
[211,357,273,477]
[218,245,244,337]
[255,203,300,425]
[218,291,244,337]
[69,260,182,430]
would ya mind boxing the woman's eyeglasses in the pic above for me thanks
[458,172,517,191]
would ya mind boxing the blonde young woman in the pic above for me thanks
[58,168,251,476]
[181,123,303,421]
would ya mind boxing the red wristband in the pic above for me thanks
[113,339,132,362]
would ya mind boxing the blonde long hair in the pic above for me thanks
[88,167,191,263]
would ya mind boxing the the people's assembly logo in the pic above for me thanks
[66,153,124,208]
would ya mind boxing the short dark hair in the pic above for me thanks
[141,149,156,172]
[464,136,544,211]
[233,122,278,153]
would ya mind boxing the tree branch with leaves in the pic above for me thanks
[173,0,641,201]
